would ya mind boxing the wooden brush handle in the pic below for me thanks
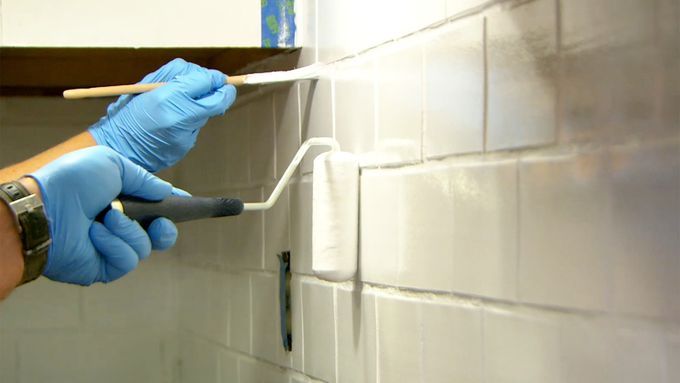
[63,75,247,99]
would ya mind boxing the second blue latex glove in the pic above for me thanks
[30,146,180,285]
[89,58,237,172]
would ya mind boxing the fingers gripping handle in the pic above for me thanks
[99,196,244,226]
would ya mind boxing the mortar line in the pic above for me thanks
[374,293,381,383]
[333,286,340,383]
[481,309,487,383]
[554,0,563,144]
[178,327,318,381]
[259,188,266,270]
[514,156,521,305]
[362,281,678,325]
[299,276,305,372]
[418,302,425,383]
[420,44,426,162]
[201,252,680,326]
[296,82,302,151]
[248,274,254,355]
[482,16,489,152]
[272,92,278,185]
[313,0,319,64]
[373,59,380,151]
[330,73,337,140]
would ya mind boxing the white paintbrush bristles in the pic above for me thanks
[243,63,323,85]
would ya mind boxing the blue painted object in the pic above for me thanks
[261,0,296,48]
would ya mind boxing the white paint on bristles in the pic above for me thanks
[243,63,323,84]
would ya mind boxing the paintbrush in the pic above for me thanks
[62,64,321,99]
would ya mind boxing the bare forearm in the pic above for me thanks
[0,199,23,299]
[0,132,96,183]
[0,178,41,299]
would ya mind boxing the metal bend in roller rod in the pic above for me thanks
[242,137,340,211]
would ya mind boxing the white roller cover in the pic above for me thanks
[312,151,359,282]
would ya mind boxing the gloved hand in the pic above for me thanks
[30,146,180,285]
[89,58,237,172]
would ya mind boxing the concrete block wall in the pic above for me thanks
[0,0,677,382]
[0,98,180,383]
[173,0,679,382]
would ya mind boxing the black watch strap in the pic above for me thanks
[0,181,51,285]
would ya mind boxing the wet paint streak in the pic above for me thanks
[261,0,296,48]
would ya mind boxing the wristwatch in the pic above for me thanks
[0,180,51,285]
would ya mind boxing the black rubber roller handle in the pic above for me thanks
[99,195,244,227]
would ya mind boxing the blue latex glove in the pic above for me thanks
[89,58,237,172]
[30,146,180,285]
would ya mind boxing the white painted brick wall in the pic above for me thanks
[1,0,677,382]
[484,307,562,383]
[374,42,424,165]
[423,17,484,157]
[334,57,376,160]
[486,0,557,151]
[335,285,376,383]
[299,76,334,174]
[519,150,612,311]
[301,280,335,381]
[173,1,678,382]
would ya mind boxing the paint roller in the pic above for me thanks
[100,137,359,282]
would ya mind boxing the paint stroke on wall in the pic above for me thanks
[261,0,296,47]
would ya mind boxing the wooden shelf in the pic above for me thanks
[0,47,300,96]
